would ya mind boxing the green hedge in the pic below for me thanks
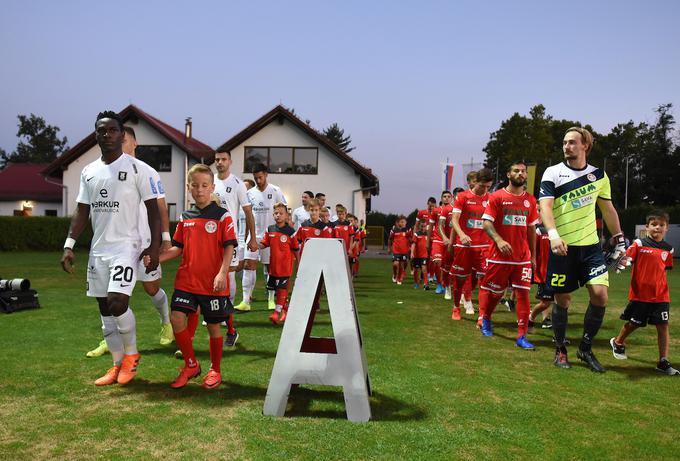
[617,204,680,238]
[0,217,179,251]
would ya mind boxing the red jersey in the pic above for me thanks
[296,219,328,256]
[390,226,412,254]
[333,220,355,253]
[534,225,550,284]
[351,227,366,258]
[627,237,673,303]
[452,189,491,247]
[260,224,299,277]
[412,232,429,258]
[172,203,237,296]
[482,189,538,264]
[429,207,443,242]
[417,209,431,223]
[439,204,454,242]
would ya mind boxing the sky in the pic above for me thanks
[1,0,679,213]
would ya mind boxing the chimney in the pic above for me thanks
[184,117,192,143]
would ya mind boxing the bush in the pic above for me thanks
[0,217,180,251]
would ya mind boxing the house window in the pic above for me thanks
[243,146,318,174]
[45,209,58,216]
[136,145,172,172]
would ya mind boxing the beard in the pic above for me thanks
[509,177,526,187]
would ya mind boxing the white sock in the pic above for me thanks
[229,271,237,302]
[102,315,124,366]
[242,269,256,303]
[151,288,170,324]
[114,308,138,355]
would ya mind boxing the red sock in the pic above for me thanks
[209,336,223,373]
[479,289,502,320]
[422,268,428,285]
[413,269,420,284]
[515,289,530,338]
[227,313,235,335]
[453,276,466,307]
[175,328,197,369]
[276,288,288,306]
[187,311,199,340]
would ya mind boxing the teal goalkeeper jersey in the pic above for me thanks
[538,162,611,246]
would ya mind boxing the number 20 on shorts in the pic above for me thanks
[551,273,566,287]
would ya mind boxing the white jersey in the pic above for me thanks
[247,183,287,237]
[292,206,310,230]
[76,153,156,256]
[137,162,165,247]
[214,173,251,235]
[237,206,246,245]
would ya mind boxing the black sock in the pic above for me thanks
[552,303,568,347]
[580,303,606,352]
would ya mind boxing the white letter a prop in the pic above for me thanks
[263,238,371,422]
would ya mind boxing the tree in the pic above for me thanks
[323,122,355,153]
[0,148,7,169]
[3,114,68,166]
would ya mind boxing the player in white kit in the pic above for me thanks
[213,150,257,346]
[235,162,287,311]
[291,190,313,230]
[61,111,161,386]
[85,126,174,357]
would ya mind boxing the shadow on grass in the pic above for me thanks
[284,386,427,422]
[606,364,662,381]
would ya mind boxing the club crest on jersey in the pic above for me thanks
[314,229,321,236]
[523,200,530,208]
[280,235,288,242]
[482,201,489,207]
[267,194,272,199]
[587,173,596,182]
[226,186,232,193]
[118,171,127,181]
[662,251,668,261]
[205,221,217,233]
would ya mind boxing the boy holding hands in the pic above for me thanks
[610,210,679,375]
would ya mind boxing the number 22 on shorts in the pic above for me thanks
[551,273,566,287]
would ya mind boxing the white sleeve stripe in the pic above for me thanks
[482,213,494,222]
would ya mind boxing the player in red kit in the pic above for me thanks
[610,210,679,375]
[296,198,327,258]
[479,160,538,350]
[333,205,356,259]
[438,189,462,301]
[428,191,453,294]
[389,215,411,285]
[158,164,237,389]
[528,212,554,331]
[411,220,430,289]
[260,203,300,324]
[449,168,493,321]
[348,214,365,277]
[417,197,437,284]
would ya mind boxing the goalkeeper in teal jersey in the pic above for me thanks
[538,127,626,373]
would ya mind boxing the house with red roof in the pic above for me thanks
[0,163,63,216]
[42,104,214,219]
[215,105,379,221]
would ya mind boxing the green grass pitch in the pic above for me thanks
[0,253,679,460]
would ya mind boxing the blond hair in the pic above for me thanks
[273,202,288,213]
[187,163,214,183]
[308,198,321,208]
[565,127,593,154]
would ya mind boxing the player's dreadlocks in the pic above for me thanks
[95,110,124,130]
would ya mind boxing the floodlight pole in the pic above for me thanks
[624,156,629,210]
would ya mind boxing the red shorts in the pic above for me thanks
[430,241,447,262]
[442,246,453,270]
[452,245,489,277]
[480,261,532,294]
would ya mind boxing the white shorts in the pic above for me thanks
[244,235,270,264]
[137,258,162,283]
[236,242,245,263]
[86,250,139,298]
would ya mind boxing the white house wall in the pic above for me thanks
[227,119,367,220]
[61,119,188,220]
